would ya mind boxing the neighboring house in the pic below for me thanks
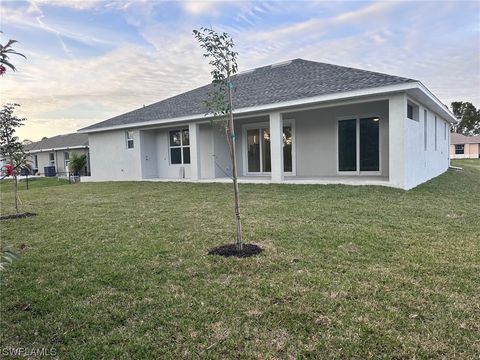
[450,133,480,159]
[79,59,457,190]
[24,133,90,176]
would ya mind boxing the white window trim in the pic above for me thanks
[126,130,134,149]
[168,128,190,165]
[335,114,382,176]
[241,120,296,176]
[64,151,70,171]
[407,99,420,121]
[49,152,55,166]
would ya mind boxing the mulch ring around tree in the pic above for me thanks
[208,243,263,258]
[0,213,37,221]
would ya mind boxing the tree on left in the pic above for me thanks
[0,34,26,271]
[0,103,29,213]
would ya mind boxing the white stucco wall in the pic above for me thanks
[89,130,142,181]
[199,123,215,179]
[156,128,191,179]
[404,97,450,189]
[231,101,389,178]
[291,100,390,177]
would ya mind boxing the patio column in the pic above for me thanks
[269,111,284,182]
[189,122,201,180]
[389,93,407,189]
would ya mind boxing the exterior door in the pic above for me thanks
[245,124,294,175]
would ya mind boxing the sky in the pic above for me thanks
[1,0,479,141]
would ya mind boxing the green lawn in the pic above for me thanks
[1,160,479,359]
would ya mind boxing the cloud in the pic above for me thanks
[30,0,103,10]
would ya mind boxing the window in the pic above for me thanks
[126,131,134,149]
[245,125,293,173]
[169,129,190,164]
[338,119,357,171]
[338,116,380,172]
[407,102,419,121]
[49,152,55,166]
[455,144,464,155]
[444,122,447,140]
[434,116,438,151]
[424,110,428,151]
[33,154,38,169]
[64,152,70,171]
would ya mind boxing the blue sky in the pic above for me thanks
[1,0,479,140]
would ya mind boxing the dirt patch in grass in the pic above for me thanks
[0,212,37,221]
[208,243,263,258]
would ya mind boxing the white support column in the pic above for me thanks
[189,122,201,180]
[388,93,407,189]
[269,111,284,183]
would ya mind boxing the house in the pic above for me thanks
[450,133,480,159]
[78,59,457,190]
[24,133,90,176]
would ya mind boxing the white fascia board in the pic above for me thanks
[416,82,458,123]
[78,81,455,133]
[27,145,88,154]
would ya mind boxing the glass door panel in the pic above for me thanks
[283,126,292,172]
[262,128,271,172]
[360,117,379,171]
[338,119,357,172]
[247,129,260,172]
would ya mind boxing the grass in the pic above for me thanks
[1,176,70,192]
[0,160,479,359]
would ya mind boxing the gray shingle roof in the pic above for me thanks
[81,59,416,131]
[451,132,480,144]
[24,133,89,152]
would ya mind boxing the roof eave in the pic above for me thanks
[78,81,456,134]
[26,145,89,154]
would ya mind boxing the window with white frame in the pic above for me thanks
[455,144,464,155]
[126,131,134,149]
[169,129,190,164]
[64,151,70,171]
[49,152,55,166]
[338,116,380,173]
[407,102,419,121]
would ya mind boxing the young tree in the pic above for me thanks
[193,27,243,251]
[68,152,87,177]
[451,101,480,135]
[0,103,29,213]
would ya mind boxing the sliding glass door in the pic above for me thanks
[338,117,380,173]
[338,119,357,172]
[359,117,379,172]
[246,124,294,174]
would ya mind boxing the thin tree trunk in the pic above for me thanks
[227,73,242,251]
[14,175,19,214]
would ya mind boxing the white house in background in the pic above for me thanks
[24,133,90,176]
[78,59,457,190]
[450,133,480,159]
